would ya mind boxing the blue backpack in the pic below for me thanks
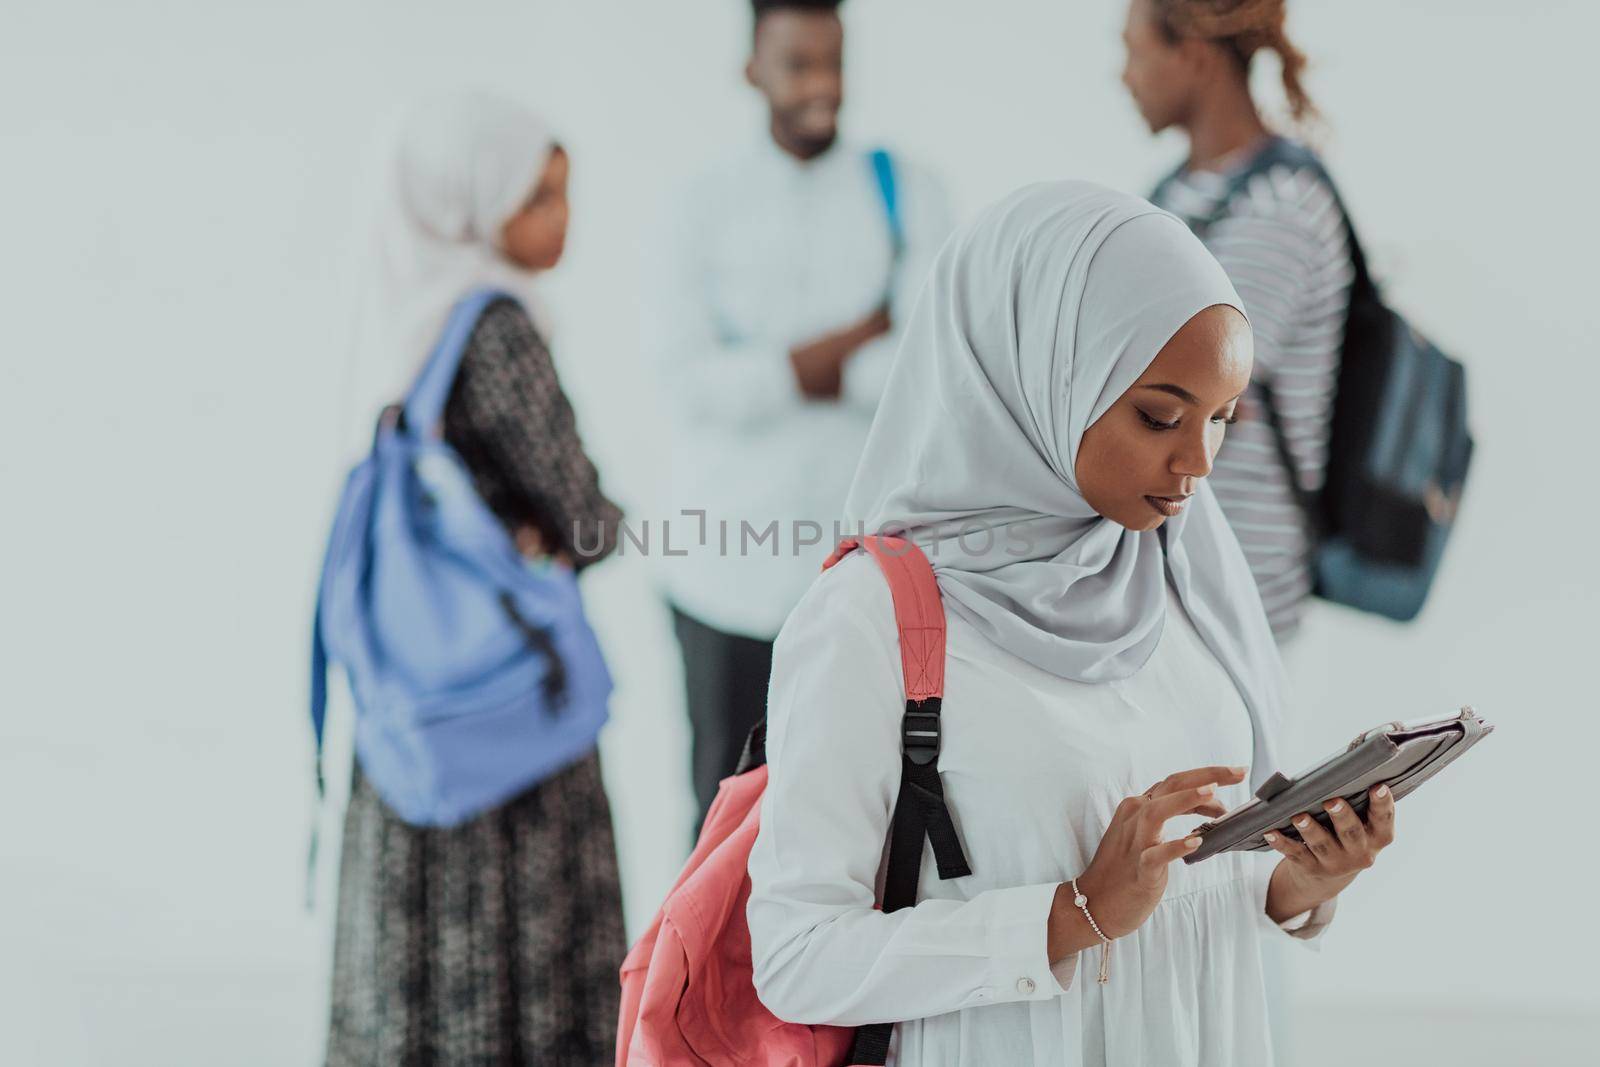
[310,289,613,828]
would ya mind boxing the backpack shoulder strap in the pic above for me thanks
[1193,136,1296,230]
[401,287,515,434]
[1192,138,1372,535]
[1255,380,1324,538]
[867,148,905,260]
[1198,137,1376,298]
[306,599,329,907]
[311,602,329,787]
[824,534,944,701]
[823,534,969,1067]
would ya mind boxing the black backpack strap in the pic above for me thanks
[1170,136,1368,290]
[887,697,971,891]
[847,695,971,1066]
[1255,381,1325,541]
[1187,137,1368,540]
[734,718,767,775]
[1194,136,1376,299]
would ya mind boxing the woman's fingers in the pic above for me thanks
[1142,786,1223,826]
[1366,784,1396,848]
[1149,765,1248,797]
[1261,829,1311,866]
[1323,797,1367,855]
[1138,834,1203,876]
[1290,811,1338,866]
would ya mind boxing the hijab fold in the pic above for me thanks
[842,182,1288,785]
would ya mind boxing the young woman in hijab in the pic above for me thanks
[745,183,1401,1065]
[326,92,624,1066]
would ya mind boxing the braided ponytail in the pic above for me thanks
[1150,0,1318,125]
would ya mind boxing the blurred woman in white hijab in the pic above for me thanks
[746,182,1404,1065]
[327,90,625,1066]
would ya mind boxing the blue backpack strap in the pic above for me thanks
[305,593,329,908]
[402,287,516,434]
[311,598,327,792]
[868,148,905,259]
[307,400,406,785]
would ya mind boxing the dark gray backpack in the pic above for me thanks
[1155,138,1473,622]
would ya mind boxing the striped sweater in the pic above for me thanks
[1152,142,1355,640]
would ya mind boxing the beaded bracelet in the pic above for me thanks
[1070,877,1112,984]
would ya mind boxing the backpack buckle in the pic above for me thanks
[901,697,943,766]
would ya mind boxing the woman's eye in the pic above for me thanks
[1212,412,1240,426]
[1137,409,1179,431]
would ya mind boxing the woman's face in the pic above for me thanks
[1120,0,1201,133]
[500,146,569,271]
[1075,304,1252,531]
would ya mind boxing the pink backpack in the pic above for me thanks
[616,536,971,1066]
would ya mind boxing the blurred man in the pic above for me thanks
[645,0,951,826]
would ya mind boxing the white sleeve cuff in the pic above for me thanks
[1251,853,1338,948]
[958,882,1076,1011]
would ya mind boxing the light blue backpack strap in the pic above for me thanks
[402,287,516,434]
[306,588,332,909]
[302,597,322,907]
[310,593,328,795]
[869,148,904,258]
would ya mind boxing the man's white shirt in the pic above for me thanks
[643,136,952,638]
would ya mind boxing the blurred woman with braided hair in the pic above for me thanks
[1123,0,1352,646]
[1122,6,1356,1061]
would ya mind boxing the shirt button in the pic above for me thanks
[1016,977,1036,995]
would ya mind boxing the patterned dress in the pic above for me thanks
[327,298,625,1067]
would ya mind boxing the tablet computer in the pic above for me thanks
[1185,706,1493,864]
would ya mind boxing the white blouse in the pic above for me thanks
[747,551,1334,1066]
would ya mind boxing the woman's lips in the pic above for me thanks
[1144,494,1190,517]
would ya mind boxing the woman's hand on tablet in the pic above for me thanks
[1262,784,1398,922]
[1050,765,1246,959]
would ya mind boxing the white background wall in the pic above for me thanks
[2,1,1597,1063]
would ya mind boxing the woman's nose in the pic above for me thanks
[1172,431,1214,480]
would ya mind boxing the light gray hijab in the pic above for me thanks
[843,181,1287,784]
